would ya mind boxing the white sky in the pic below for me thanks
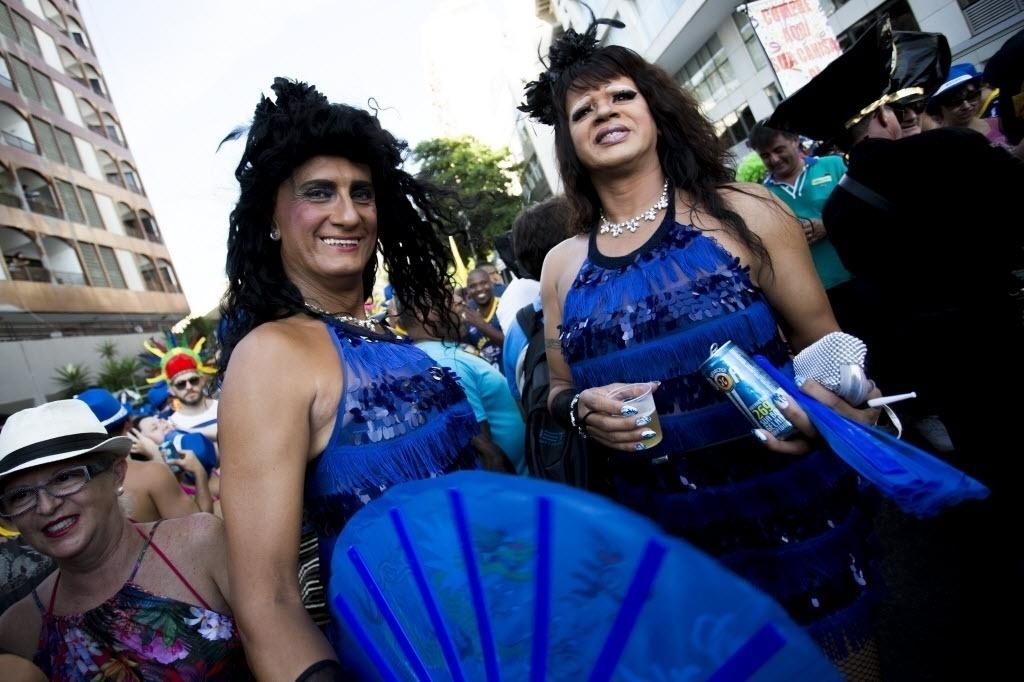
[79,0,506,316]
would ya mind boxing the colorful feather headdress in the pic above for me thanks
[141,332,216,385]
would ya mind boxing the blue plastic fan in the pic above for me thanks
[754,355,989,518]
[328,471,840,681]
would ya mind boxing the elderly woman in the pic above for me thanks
[217,79,479,680]
[521,20,883,678]
[0,400,248,679]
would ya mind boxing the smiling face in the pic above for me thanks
[138,416,174,443]
[565,76,659,175]
[466,270,494,308]
[938,82,982,127]
[273,155,378,299]
[1,454,126,562]
[757,133,804,183]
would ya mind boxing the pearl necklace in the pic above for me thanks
[303,302,380,332]
[598,181,670,237]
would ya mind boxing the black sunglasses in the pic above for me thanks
[173,376,202,390]
[892,100,926,117]
[939,88,981,107]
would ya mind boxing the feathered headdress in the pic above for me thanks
[141,332,216,385]
[519,12,625,125]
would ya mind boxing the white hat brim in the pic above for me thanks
[932,73,980,99]
[0,435,132,480]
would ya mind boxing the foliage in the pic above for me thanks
[98,356,143,392]
[735,151,768,184]
[96,339,118,361]
[411,136,523,257]
[52,363,92,397]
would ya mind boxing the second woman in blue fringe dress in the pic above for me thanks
[521,20,885,680]
[215,79,479,680]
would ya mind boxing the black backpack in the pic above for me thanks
[516,303,592,489]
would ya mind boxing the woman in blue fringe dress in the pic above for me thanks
[216,79,480,681]
[520,20,885,679]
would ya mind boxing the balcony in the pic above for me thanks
[0,191,21,208]
[53,270,87,285]
[6,263,51,283]
[24,195,62,218]
[2,130,36,153]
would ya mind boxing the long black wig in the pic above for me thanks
[520,21,770,272]
[219,78,456,373]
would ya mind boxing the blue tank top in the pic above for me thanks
[303,319,480,598]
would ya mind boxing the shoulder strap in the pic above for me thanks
[129,520,162,582]
[516,302,538,335]
[131,521,213,610]
[838,174,893,212]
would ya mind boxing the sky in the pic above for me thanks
[78,0,528,316]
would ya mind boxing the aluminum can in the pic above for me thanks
[699,341,796,439]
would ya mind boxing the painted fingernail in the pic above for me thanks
[641,430,657,440]
[634,443,646,451]
[752,429,768,443]
[620,405,638,417]
[635,414,652,427]
[772,391,789,409]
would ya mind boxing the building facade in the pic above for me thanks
[0,0,187,413]
[521,0,1022,190]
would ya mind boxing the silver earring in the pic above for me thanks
[117,485,125,496]
[269,225,281,241]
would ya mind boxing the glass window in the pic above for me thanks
[676,34,736,112]
[41,0,65,30]
[764,83,784,107]
[66,16,89,51]
[99,245,125,288]
[121,162,141,193]
[0,3,17,44]
[157,259,179,292]
[139,209,160,242]
[76,186,103,227]
[32,69,60,112]
[54,128,82,169]
[0,102,37,152]
[8,56,39,101]
[54,178,84,223]
[31,116,61,162]
[77,241,107,286]
[136,253,162,291]
[0,54,12,89]
[18,168,61,218]
[11,11,40,56]
[734,11,769,71]
[0,163,21,207]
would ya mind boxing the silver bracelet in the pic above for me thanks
[568,393,587,438]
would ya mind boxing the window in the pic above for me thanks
[0,102,37,152]
[18,168,61,217]
[54,127,81,169]
[0,3,16,44]
[1,225,48,281]
[8,55,39,101]
[77,97,102,137]
[764,83,784,108]
[53,178,84,223]
[76,185,102,227]
[31,116,62,162]
[58,46,83,81]
[157,259,180,293]
[66,16,89,51]
[0,54,12,89]
[675,34,738,112]
[714,105,757,148]
[41,0,65,31]
[83,63,106,98]
[99,246,125,288]
[136,253,162,291]
[32,68,60,111]
[96,149,121,186]
[77,240,106,286]
[11,10,41,56]
[139,209,160,242]
[121,161,141,193]
[41,235,85,284]
[0,163,20,207]
[734,11,768,71]
[101,113,123,146]
[117,201,142,238]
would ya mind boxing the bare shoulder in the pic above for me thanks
[228,316,321,370]
[151,512,223,546]
[541,235,588,289]
[719,182,799,241]
[0,592,43,657]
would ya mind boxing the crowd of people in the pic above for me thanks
[1,15,1022,681]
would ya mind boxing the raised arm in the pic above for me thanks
[219,326,336,679]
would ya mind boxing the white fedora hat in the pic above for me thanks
[0,400,131,479]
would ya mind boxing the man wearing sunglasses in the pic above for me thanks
[166,355,219,443]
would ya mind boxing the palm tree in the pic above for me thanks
[96,339,118,361]
[53,363,92,397]
[98,357,142,392]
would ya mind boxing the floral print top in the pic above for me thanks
[32,522,251,680]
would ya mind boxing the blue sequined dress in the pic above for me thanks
[303,319,480,646]
[560,197,878,663]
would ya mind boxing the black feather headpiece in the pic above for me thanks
[519,16,625,125]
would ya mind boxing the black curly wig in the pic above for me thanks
[219,78,456,373]
[520,21,770,271]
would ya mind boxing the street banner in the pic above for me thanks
[746,0,843,96]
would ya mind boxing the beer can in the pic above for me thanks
[699,341,797,439]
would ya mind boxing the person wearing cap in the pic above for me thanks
[0,400,249,678]
[984,28,1024,161]
[77,388,210,522]
[928,62,1007,146]
[769,20,1024,679]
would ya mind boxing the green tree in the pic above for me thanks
[53,363,92,397]
[411,136,523,257]
[96,339,118,361]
